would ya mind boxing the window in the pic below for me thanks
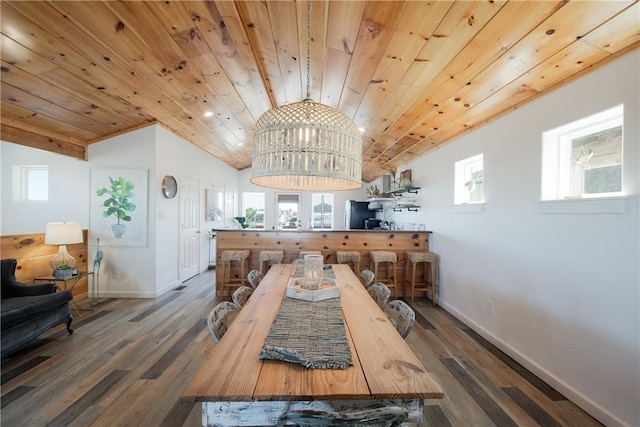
[311,194,334,229]
[241,192,265,229]
[18,165,48,201]
[542,105,623,200]
[454,154,483,204]
[277,194,299,229]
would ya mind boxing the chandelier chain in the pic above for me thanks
[305,0,311,100]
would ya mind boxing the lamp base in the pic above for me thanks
[49,245,77,271]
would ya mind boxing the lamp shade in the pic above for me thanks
[250,99,363,191]
[45,222,83,245]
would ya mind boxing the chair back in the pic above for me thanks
[247,269,264,290]
[232,286,253,308]
[207,301,239,343]
[1,258,17,299]
[358,269,375,288]
[367,282,390,309]
[384,300,415,339]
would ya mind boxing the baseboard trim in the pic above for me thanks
[438,300,626,427]
[87,279,181,299]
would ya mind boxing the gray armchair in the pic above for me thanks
[1,258,73,357]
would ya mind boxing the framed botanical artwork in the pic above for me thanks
[90,168,149,246]
[206,187,224,222]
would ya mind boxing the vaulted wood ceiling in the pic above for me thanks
[1,1,638,183]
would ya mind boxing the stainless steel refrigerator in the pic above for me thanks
[344,200,371,229]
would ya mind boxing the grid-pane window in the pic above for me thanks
[242,192,265,229]
[542,105,623,200]
[311,194,333,229]
[278,194,299,229]
[454,154,483,204]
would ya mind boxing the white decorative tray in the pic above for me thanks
[286,277,340,302]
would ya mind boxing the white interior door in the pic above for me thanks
[180,176,200,282]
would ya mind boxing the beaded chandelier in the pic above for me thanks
[250,2,362,191]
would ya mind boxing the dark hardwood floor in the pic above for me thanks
[1,269,602,426]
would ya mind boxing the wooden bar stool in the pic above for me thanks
[405,251,439,305]
[369,251,397,298]
[220,249,250,299]
[259,250,284,274]
[336,251,361,273]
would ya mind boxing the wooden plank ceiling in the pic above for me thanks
[1,1,638,183]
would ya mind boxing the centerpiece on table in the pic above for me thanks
[286,254,339,302]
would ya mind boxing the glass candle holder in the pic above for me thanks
[303,254,323,290]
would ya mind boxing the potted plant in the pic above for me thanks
[96,176,136,238]
[234,216,249,229]
[54,263,78,280]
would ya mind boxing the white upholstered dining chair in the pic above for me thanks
[383,300,415,339]
[358,269,375,288]
[247,269,264,290]
[206,301,239,343]
[367,282,391,309]
[232,285,253,308]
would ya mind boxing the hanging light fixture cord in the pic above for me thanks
[305,0,311,100]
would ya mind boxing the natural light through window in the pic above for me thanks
[19,165,48,201]
[242,192,265,229]
[311,194,334,229]
[541,105,623,200]
[277,194,299,229]
[454,154,484,204]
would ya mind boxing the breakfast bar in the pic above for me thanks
[183,264,443,426]
[215,229,432,297]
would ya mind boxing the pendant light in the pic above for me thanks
[250,1,362,191]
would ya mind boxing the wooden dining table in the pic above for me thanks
[182,264,443,426]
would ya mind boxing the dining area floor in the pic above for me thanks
[0,268,602,426]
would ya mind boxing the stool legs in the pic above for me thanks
[406,260,436,305]
[344,260,360,273]
[372,260,396,298]
[220,257,248,298]
[406,260,417,305]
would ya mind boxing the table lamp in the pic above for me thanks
[45,222,83,271]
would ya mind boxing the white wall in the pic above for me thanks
[155,125,239,291]
[88,126,157,297]
[394,51,639,426]
[0,143,91,234]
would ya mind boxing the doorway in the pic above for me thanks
[180,176,200,282]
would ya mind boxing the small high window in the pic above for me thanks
[19,165,48,201]
[542,105,623,200]
[454,154,483,204]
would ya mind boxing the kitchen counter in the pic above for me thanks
[215,229,431,297]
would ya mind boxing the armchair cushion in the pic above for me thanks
[1,291,73,331]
